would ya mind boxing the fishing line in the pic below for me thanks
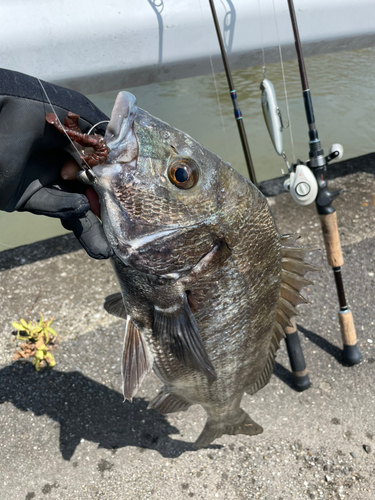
[198,0,228,157]
[271,0,296,164]
[209,56,227,141]
[87,120,110,135]
[37,78,93,172]
[257,0,266,77]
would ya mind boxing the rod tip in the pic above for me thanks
[342,344,362,366]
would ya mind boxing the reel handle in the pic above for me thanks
[328,143,344,161]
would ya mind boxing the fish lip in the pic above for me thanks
[104,91,138,149]
[100,91,139,166]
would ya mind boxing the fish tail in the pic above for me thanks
[194,408,263,448]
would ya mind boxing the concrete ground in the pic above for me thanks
[0,166,374,500]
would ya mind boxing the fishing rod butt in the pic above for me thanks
[285,320,311,392]
[342,344,362,366]
[292,371,310,392]
[339,310,362,366]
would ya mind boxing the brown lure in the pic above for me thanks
[45,111,109,167]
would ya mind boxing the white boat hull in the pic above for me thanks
[1,0,375,94]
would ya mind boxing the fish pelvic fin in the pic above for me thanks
[247,239,317,396]
[153,293,217,382]
[104,293,153,400]
[104,292,127,319]
[148,387,191,414]
[194,409,263,448]
[122,316,153,402]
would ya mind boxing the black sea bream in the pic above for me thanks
[92,92,312,447]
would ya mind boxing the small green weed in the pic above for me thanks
[12,313,58,371]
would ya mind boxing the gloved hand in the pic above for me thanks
[0,68,112,259]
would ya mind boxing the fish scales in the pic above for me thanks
[88,91,311,447]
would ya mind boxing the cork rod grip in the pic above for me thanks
[339,310,357,346]
[319,212,344,267]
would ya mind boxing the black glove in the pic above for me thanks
[0,68,112,259]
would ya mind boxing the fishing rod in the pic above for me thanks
[208,0,257,185]
[286,0,362,365]
[209,0,311,392]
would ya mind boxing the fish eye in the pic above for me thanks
[167,157,199,190]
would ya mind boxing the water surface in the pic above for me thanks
[1,47,374,250]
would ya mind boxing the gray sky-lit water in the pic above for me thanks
[1,47,375,250]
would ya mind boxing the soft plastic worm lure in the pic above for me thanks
[46,112,109,168]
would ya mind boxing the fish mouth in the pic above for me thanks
[91,92,139,195]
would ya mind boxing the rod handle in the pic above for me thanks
[319,212,344,267]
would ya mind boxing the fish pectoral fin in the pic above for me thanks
[194,409,263,448]
[148,387,191,414]
[153,294,217,382]
[122,316,153,402]
[104,292,127,319]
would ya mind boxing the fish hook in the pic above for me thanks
[277,107,289,130]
